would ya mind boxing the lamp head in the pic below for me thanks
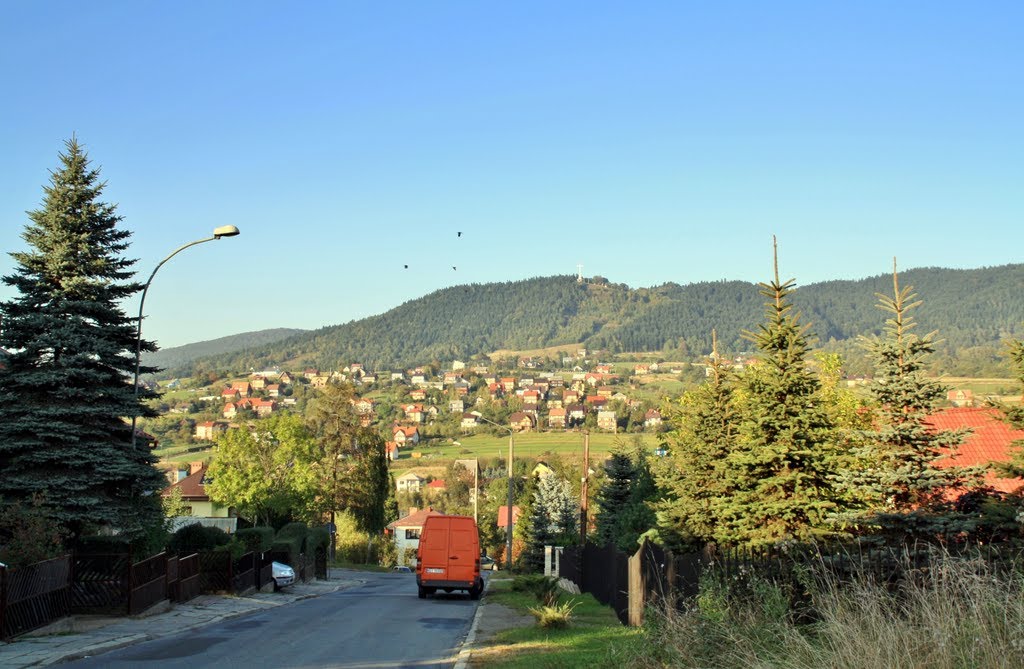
[213,225,240,239]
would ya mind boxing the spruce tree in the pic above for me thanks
[722,238,841,546]
[653,331,739,549]
[0,138,165,541]
[594,446,658,552]
[523,475,578,572]
[993,338,1024,477]
[594,452,634,548]
[857,261,976,536]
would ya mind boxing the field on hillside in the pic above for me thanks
[389,430,657,476]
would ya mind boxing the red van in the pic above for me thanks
[416,515,484,599]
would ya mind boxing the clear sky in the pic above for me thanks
[2,2,1021,348]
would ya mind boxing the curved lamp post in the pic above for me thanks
[131,225,241,449]
[476,415,515,568]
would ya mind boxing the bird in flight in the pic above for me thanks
[452,266,457,271]
[457,231,462,237]
[403,264,409,269]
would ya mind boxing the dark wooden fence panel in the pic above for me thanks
[232,553,256,595]
[71,554,130,615]
[256,554,273,590]
[129,552,168,615]
[0,556,71,640]
[177,554,200,602]
[198,552,232,593]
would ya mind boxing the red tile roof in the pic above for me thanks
[927,407,1024,493]
[387,507,443,530]
[427,479,446,489]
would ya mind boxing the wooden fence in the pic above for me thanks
[0,556,71,640]
[0,548,258,640]
[561,540,1024,627]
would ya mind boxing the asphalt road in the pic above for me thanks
[62,571,481,669]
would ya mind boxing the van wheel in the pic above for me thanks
[469,581,481,600]
[418,585,427,599]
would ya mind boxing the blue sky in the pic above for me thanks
[2,2,1021,348]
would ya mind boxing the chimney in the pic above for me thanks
[189,461,205,475]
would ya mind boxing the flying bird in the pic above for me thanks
[403,264,409,269]
[457,231,462,237]
[452,266,457,271]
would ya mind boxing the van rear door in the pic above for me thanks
[446,519,478,584]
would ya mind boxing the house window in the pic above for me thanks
[405,529,420,540]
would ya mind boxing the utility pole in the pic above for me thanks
[580,431,589,546]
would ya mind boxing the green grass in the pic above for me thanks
[393,431,655,465]
[474,577,643,668]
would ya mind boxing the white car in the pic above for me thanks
[272,561,296,590]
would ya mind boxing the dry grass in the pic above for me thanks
[633,551,1024,669]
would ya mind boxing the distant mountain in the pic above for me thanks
[144,328,308,371]
[165,265,1024,378]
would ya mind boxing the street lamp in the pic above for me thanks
[477,415,515,569]
[131,225,241,449]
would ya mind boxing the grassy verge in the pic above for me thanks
[472,576,643,668]
[632,551,1024,669]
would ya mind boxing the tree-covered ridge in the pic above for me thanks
[170,264,1024,376]
[143,328,308,370]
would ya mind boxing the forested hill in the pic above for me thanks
[169,265,1024,377]
[144,328,307,370]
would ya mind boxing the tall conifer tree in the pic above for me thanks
[653,331,739,549]
[857,260,974,531]
[722,238,841,546]
[993,339,1024,477]
[0,138,165,540]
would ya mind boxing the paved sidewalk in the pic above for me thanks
[0,571,363,668]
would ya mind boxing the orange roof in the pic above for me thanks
[427,479,446,489]
[497,505,521,528]
[387,507,443,530]
[927,407,1024,494]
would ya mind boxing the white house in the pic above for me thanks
[386,507,443,566]
[396,471,425,493]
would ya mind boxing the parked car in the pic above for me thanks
[272,561,295,590]
[392,565,413,573]
[480,555,497,571]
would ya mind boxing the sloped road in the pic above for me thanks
[61,571,480,669]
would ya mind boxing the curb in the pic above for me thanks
[453,577,490,669]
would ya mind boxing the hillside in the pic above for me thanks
[163,265,1024,378]
[144,328,308,370]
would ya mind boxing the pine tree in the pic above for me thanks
[857,261,977,535]
[653,331,740,549]
[522,475,578,572]
[594,445,658,552]
[595,452,635,547]
[722,238,841,546]
[990,339,1024,478]
[0,138,166,541]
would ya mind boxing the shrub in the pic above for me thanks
[0,495,66,567]
[512,574,560,606]
[214,538,247,560]
[529,600,578,629]
[236,527,275,553]
[308,526,330,553]
[276,522,309,552]
[167,524,231,555]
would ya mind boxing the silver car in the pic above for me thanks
[272,561,296,590]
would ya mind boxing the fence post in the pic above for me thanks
[0,563,7,640]
[627,543,644,626]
